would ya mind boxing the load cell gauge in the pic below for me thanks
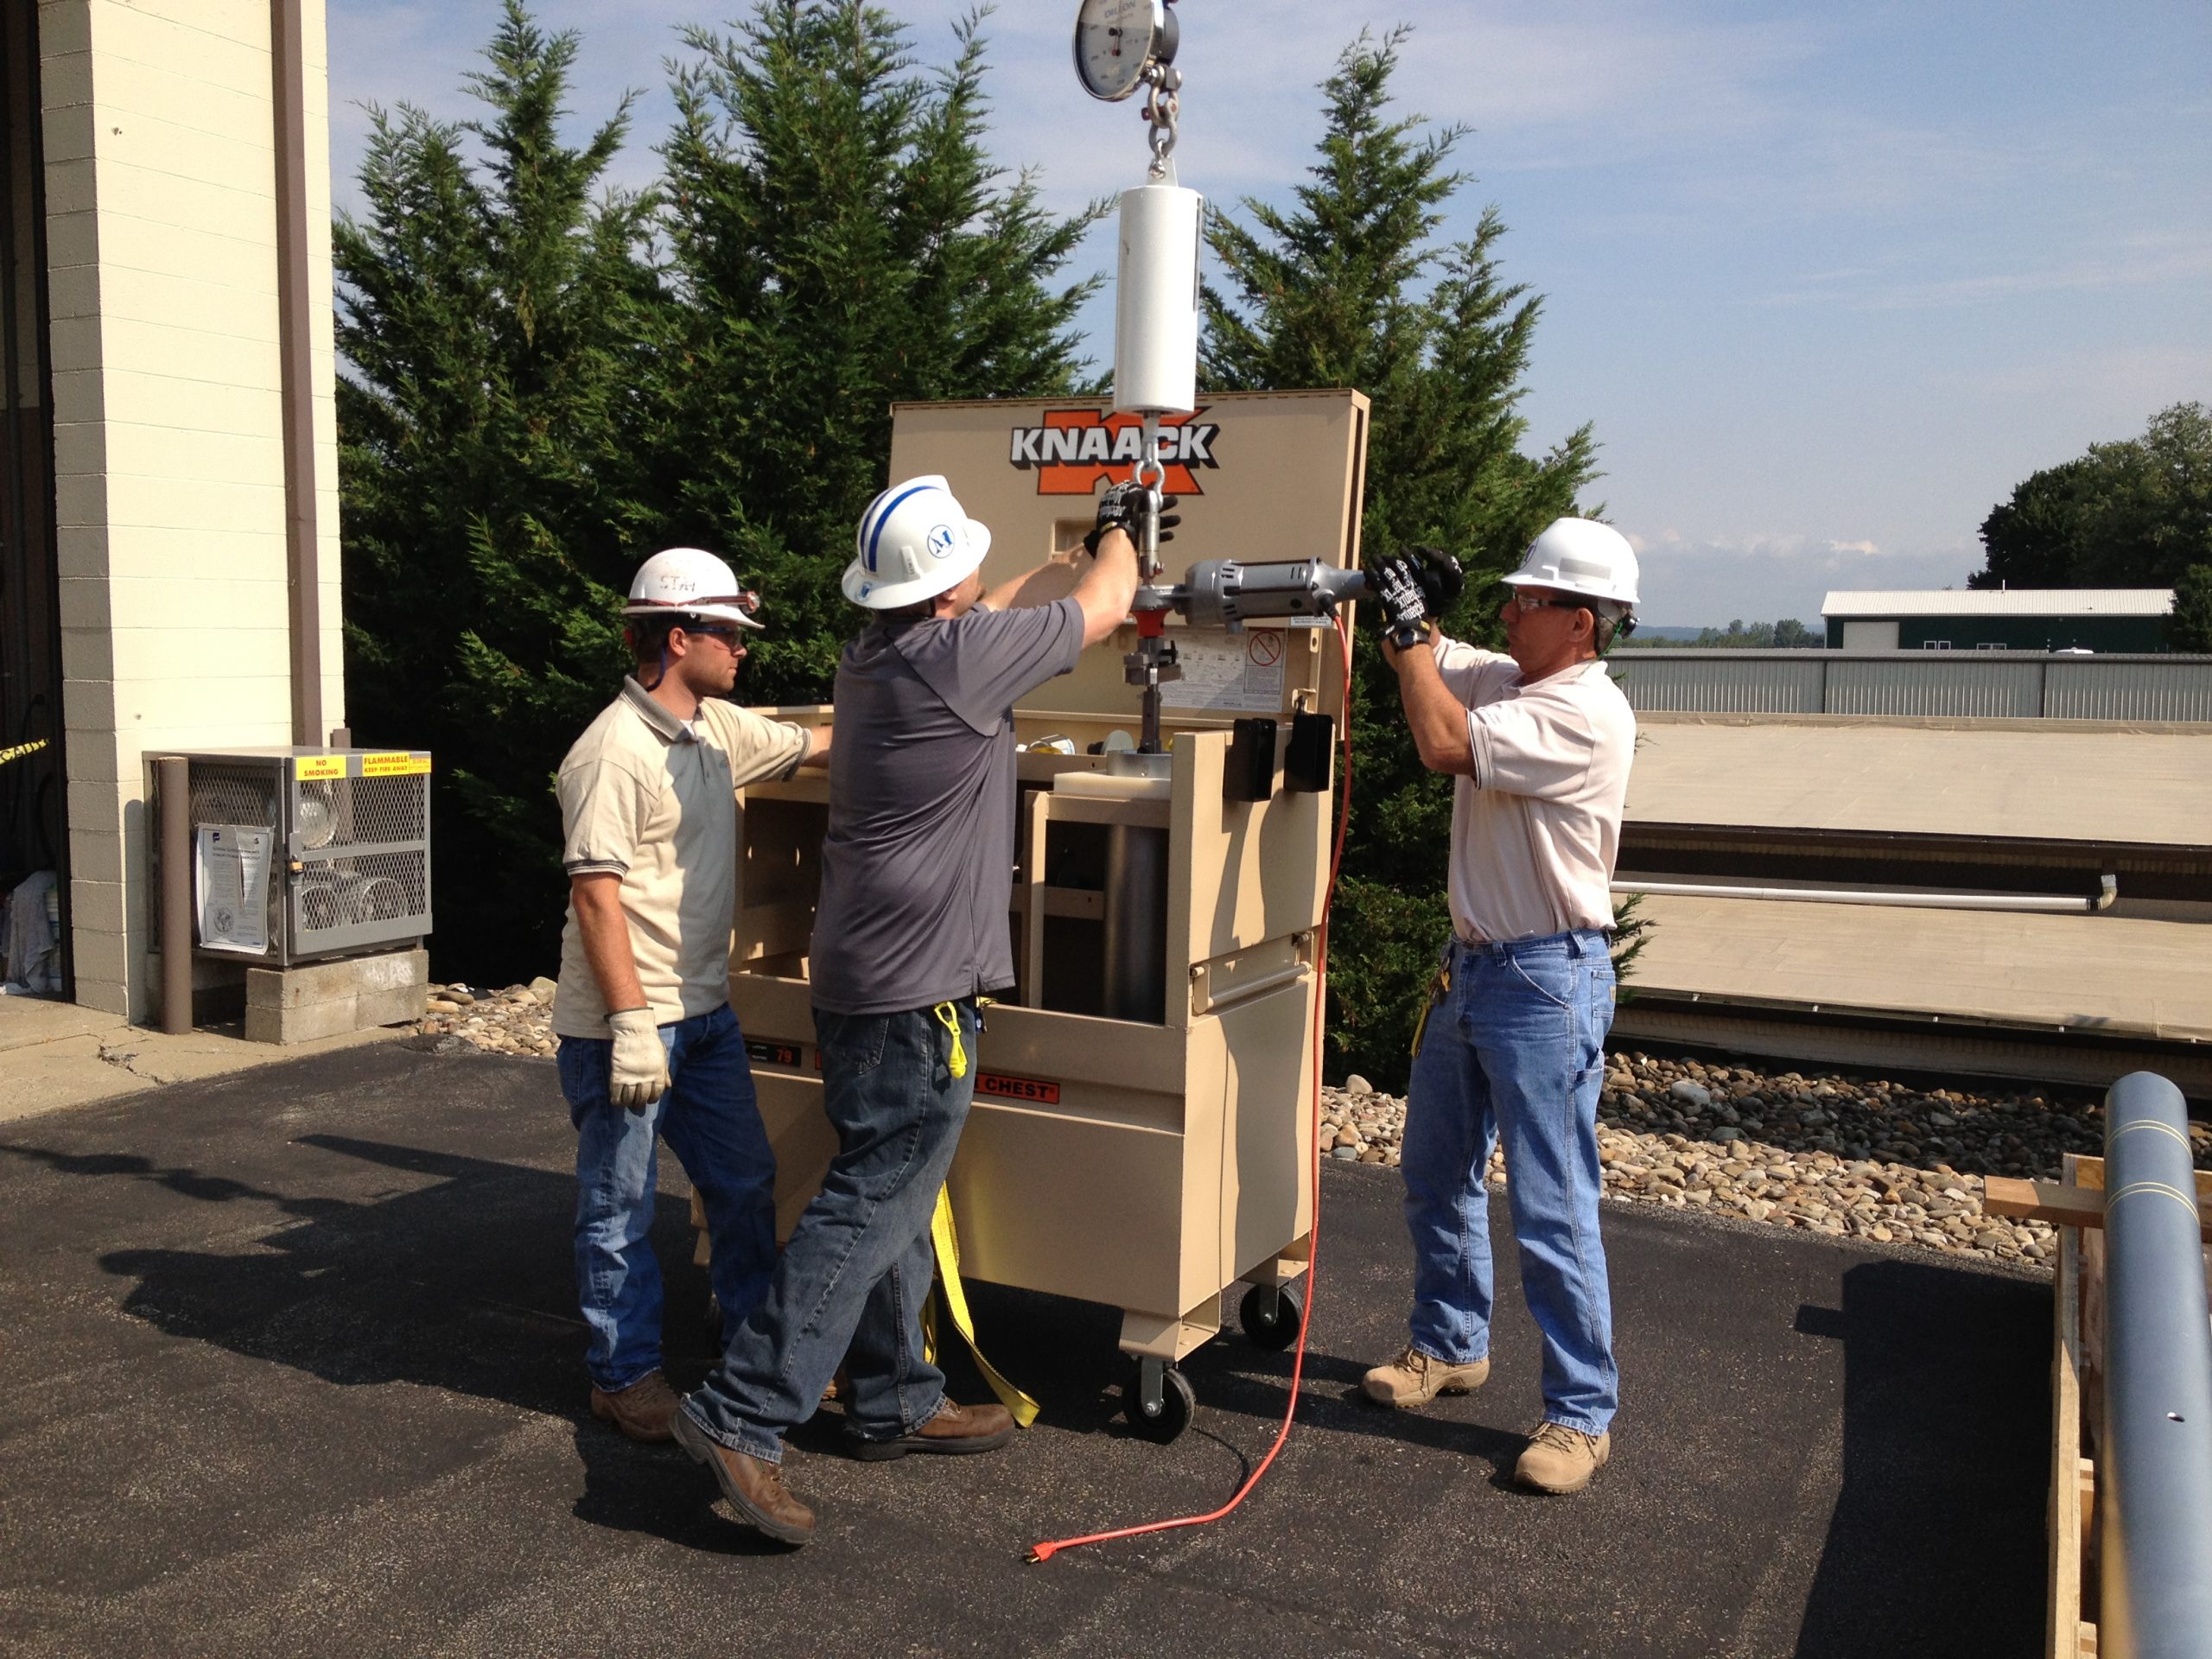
[1072,0,1179,103]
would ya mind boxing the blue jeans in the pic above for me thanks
[683,999,976,1463]
[1400,930,1619,1436]
[558,1001,778,1393]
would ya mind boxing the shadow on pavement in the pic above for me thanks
[1795,1256,2049,1657]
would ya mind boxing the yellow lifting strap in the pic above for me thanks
[924,1185,1041,1427]
[1408,964,1451,1059]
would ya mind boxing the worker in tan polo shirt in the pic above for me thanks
[1359,520,1639,1497]
[551,548,830,1443]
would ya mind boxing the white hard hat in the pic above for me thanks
[624,547,764,630]
[1503,518,1641,612]
[843,475,992,610]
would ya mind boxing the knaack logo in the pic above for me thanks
[1007,409,1220,495]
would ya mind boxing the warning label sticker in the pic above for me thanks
[1160,629,1288,714]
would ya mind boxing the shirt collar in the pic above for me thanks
[620,677,696,744]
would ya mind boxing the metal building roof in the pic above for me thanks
[1820,588,2174,619]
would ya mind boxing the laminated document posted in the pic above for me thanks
[1159,628,1288,714]
[195,824,273,955]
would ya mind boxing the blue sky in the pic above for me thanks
[327,1,2211,627]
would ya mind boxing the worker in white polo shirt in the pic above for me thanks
[1359,520,1639,1496]
[551,549,830,1443]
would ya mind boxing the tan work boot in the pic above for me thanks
[589,1370,679,1442]
[845,1398,1017,1462]
[1516,1421,1611,1495]
[1361,1346,1490,1408]
[670,1408,816,1545]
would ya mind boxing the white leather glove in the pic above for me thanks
[607,1007,671,1113]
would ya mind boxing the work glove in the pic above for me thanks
[1404,544,1465,614]
[607,1007,671,1113]
[1086,480,1181,556]
[1363,553,1431,651]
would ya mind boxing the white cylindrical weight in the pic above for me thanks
[1113,183,1201,416]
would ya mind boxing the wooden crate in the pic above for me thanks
[1988,1157,2212,1658]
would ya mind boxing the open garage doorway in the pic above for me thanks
[0,0,67,996]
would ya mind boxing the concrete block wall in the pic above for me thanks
[39,0,343,1019]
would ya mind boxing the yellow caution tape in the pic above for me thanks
[0,737,49,769]
[925,1185,1039,1427]
[933,1001,967,1078]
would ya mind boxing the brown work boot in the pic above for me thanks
[588,1370,678,1442]
[669,1408,815,1545]
[844,1397,1017,1462]
[1516,1421,1611,1495]
[1361,1346,1490,1408]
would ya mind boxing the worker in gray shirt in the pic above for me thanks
[671,474,1145,1545]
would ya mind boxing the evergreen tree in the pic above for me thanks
[340,2,1101,984]
[654,0,1103,702]
[338,2,661,984]
[1203,29,1599,1087]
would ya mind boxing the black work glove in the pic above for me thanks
[1363,554,1430,651]
[1404,545,1465,614]
[1086,480,1181,556]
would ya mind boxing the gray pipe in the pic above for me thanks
[157,756,192,1034]
[2099,1070,2212,1659]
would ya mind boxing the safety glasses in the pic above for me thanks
[1509,592,1588,617]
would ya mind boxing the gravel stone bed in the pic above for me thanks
[414,982,2212,1272]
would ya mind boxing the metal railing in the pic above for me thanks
[2098,1071,2212,1659]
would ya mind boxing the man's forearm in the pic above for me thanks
[1391,632,1476,776]
[1070,526,1141,645]
[572,875,647,1013]
[981,555,1084,613]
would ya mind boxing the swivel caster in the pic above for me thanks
[1238,1282,1304,1351]
[1122,1355,1196,1443]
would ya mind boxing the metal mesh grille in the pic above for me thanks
[187,764,280,832]
[296,849,428,934]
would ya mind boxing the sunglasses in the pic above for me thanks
[684,624,748,646]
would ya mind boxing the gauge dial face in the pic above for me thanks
[1073,0,1160,102]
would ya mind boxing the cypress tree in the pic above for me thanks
[655,0,1103,702]
[336,3,664,983]
[1202,29,1601,1086]
[339,2,1104,982]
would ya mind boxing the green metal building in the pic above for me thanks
[1821,589,2175,652]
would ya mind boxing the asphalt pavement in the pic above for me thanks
[0,1040,2052,1657]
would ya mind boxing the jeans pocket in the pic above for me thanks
[817,1012,890,1077]
[1503,954,1574,1014]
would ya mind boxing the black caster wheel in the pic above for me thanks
[1239,1282,1304,1351]
[1122,1355,1197,1443]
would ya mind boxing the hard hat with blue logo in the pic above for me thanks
[844,474,993,610]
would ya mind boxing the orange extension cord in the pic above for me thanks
[1027,614,1358,1564]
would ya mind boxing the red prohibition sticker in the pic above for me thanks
[976,1071,1061,1106]
[1247,630,1284,667]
